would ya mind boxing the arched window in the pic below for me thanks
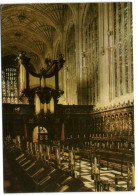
[2,67,19,104]
[81,3,98,105]
[113,2,133,98]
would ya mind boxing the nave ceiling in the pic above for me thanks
[1,3,76,73]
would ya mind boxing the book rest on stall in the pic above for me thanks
[3,136,92,192]
[3,134,135,192]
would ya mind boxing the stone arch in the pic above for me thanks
[67,4,77,23]
[81,4,91,27]
[81,3,98,29]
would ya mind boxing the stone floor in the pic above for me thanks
[3,152,129,192]
[62,156,128,192]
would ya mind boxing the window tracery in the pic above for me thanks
[2,67,18,104]
[113,2,133,99]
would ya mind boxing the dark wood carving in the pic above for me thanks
[20,87,64,105]
[55,102,134,141]
[17,52,65,78]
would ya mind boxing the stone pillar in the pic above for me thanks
[116,3,120,98]
[108,3,114,101]
[98,3,110,107]
[75,5,83,105]
[128,3,132,93]
[121,3,125,96]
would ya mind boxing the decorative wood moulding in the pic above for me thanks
[2,103,35,115]
[93,100,134,113]
[17,52,65,77]
[55,101,134,116]
[55,105,94,114]
[21,87,64,104]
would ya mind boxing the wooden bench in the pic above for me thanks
[100,159,128,172]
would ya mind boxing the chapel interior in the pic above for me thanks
[1,2,134,193]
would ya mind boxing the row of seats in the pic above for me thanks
[4,140,92,193]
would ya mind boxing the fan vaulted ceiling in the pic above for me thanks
[1,3,74,73]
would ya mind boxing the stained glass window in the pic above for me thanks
[2,68,18,104]
[113,3,133,98]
